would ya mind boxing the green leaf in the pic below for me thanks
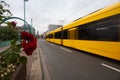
[11,40,16,46]
[14,44,22,53]
[19,56,27,64]
[4,54,19,63]
[0,51,5,56]
[0,49,10,56]
[1,62,7,68]
[0,46,13,57]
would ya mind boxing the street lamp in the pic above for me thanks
[23,0,28,30]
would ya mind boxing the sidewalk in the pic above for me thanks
[0,41,43,80]
[0,46,9,52]
[28,41,43,80]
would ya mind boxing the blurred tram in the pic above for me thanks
[46,2,120,61]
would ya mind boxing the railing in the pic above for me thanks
[0,41,10,47]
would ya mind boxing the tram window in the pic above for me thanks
[78,14,120,41]
[62,30,68,39]
[47,34,53,38]
[93,14,119,41]
[89,25,119,41]
[96,26,118,41]
[55,31,61,39]
[78,27,90,40]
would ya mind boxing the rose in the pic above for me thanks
[10,21,16,28]
[21,31,37,55]
[21,31,34,41]
[23,39,37,55]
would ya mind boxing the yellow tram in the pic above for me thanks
[46,2,120,61]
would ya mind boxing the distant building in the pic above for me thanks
[48,24,62,32]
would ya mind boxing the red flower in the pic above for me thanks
[11,21,16,27]
[21,40,27,48]
[21,31,37,56]
[21,31,34,41]
[23,39,37,55]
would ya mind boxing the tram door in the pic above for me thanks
[68,28,78,40]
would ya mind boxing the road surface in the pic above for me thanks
[38,39,120,80]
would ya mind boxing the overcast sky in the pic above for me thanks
[4,0,119,34]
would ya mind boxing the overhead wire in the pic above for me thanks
[64,0,119,22]
[64,0,94,21]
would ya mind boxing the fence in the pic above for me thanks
[0,41,10,47]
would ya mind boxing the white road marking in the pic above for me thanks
[60,47,72,53]
[101,63,120,73]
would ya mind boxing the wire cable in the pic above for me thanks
[64,0,94,21]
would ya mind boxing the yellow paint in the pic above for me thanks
[48,39,61,44]
[63,40,120,61]
[68,28,78,39]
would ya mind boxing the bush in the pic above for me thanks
[0,26,18,41]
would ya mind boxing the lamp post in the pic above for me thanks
[30,18,33,34]
[23,0,28,30]
[58,20,65,45]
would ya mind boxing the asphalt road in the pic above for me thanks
[39,39,120,80]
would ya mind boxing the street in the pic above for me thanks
[38,39,120,80]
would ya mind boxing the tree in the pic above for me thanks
[0,26,18,41]
[0,1,12,24]
[0,1,15,41]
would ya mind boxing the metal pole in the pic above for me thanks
[58,20,65,46]
[30,18,33,34]
[23,0,28,30]
[31,18,33,28]
[24,0,26,30]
